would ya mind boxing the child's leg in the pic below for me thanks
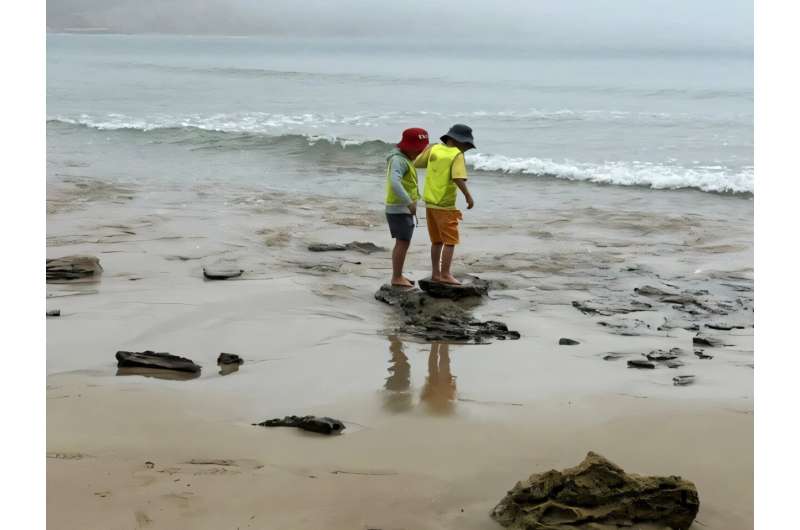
[430,242,443,280]
[391,239,412,286]
[439,244,461,285]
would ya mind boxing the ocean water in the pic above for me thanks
[47,34,753,198]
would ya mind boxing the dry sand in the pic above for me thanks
[47,177,753,529]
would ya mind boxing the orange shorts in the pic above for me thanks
[426,208,463,245]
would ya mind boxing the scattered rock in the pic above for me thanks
[666,360,685,369]
[661,295,701,305]
[296,262,342,273]
[202,267,243,280]
[602,353,624,361]
[115,350,201,373]
[572,299,653,316]
[46,309,61,317]
[627,359,656,369]
[308,241,385,254]
[673,375,696,386]
[634,285,677,297]
[645,347,684,361]
[217,353,243,365]
[693,333,725,347]
[417,277,489,300]
[46,255,102,283]
[558,338,580,345]
[254,415,345,435]
[375,284,519,343]
[597,317,650,336]
[705,322,746,331]
[491,451,699,530]
[308,243,347,252]
[694,349,714,359]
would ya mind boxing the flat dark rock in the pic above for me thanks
[46,255,103,283]
[694,349,714,359]
[491,451,699,530]
[666,360,685,368]
[202,267,243,280]
[308,243,348,252]
[645,347,684,361]
[673,375,696,386]
[634,285,677,297]
[693,333,725,347]
[308,241,385,254]
[571,299,653,316]
[46,309,61,317]
[374,284,519,343]
[217,353,243,365]
[597,318,650,336]
[627,359,656,369]
[705,323,745,331]
[558,338,580,345]
[603,353,624,361]
[254,415,345,435]
[417,277,489,300]
[116,350,201,373]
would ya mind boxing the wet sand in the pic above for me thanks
[47,175,753,529]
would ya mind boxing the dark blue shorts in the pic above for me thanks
[386,213,414,241]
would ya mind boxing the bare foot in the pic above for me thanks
[391,276,414,288]
[437,274,462,285]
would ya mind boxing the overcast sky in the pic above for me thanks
[47,0,753,53]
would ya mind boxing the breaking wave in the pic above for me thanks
[47,116,753,195]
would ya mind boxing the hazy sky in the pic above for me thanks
[47,0,753,53]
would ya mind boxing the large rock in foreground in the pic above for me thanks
[491,452,699,530]
[418,277,489,299]
[46,255,102,282]
[116,350,201,373]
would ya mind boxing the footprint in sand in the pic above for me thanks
[134,510,152,528]
[47,452,90,460]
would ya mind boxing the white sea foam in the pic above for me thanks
[468,153,753,194]
[50,106,749,134]
[49,113,753,194]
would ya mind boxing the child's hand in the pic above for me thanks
[466,196,475,209]
[408,203,417,216]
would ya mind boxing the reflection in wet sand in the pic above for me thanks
[218,363,240,376]
[420,343,457,415]
[383,336,412,412]
[383,337,457,415]
[116,367,200,381]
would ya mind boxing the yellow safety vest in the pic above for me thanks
[423,144,461,208]
[385,154,419,205]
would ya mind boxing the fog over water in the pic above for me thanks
[48,0,752,54]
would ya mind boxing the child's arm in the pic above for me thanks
[452,152,474,209]
[454,179,474,209]
[412,146,432,168]
[388,156,415,213]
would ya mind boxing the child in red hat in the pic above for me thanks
[385,128,429,287]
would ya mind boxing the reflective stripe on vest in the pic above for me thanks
[385,154,419,205]
[423,144,461,208]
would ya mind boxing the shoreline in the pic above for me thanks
[47,173,753,529]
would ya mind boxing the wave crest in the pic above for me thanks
[468,153,753,194]
[48,116,753,194]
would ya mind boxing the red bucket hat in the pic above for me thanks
[397,128,429,154]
